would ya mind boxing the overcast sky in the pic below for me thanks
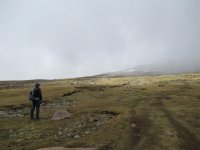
[0,0,199,80]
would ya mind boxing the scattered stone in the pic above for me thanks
[63,111,118,137]
[91,127,96,131]
[77,124,82,128]
[131,123,136,128]
[16,114,22,117]
[0,110,23,119]
[74,135,80,139]
[16,139,23,142]
[67,133,72,137]
[0,111,9,118]
[0,111,7,116]
[165,130,177,137]
[84,131,90,135]
[58,131,62,136]
[63,128,68,134]
[41,99,78,109]
[96,121,102,127]
[89,81,96,85]
[52,110,71,120]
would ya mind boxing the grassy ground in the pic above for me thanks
[0,74,200,150]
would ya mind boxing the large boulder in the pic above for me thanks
[52,110,71,120]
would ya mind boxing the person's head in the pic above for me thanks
[35,82,40,88]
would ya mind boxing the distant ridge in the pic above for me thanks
[93,63,200,77]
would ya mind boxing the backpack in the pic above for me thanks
[29,90,34,101]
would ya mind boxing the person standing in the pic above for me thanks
[30,82,42,120]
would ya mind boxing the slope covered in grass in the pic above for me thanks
[0,73,200,150]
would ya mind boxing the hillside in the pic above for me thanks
[95,64,200,77]
[0,73,200,150]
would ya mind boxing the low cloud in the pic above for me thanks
[0,0,199,80]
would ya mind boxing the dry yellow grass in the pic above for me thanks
[0,73,200,150]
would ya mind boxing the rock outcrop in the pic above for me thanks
[52,110,71,120]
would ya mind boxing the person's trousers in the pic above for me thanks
[30,100,40,119]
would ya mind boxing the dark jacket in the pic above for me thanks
[34,87,42,100]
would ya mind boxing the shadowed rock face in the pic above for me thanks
[52,110,72,120]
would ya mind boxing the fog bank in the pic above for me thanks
[0,0,199,80]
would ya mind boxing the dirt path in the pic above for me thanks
[160,102,200,150]
[126,86,200,150]
[120,88,152,150]
[154,86,200,150]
